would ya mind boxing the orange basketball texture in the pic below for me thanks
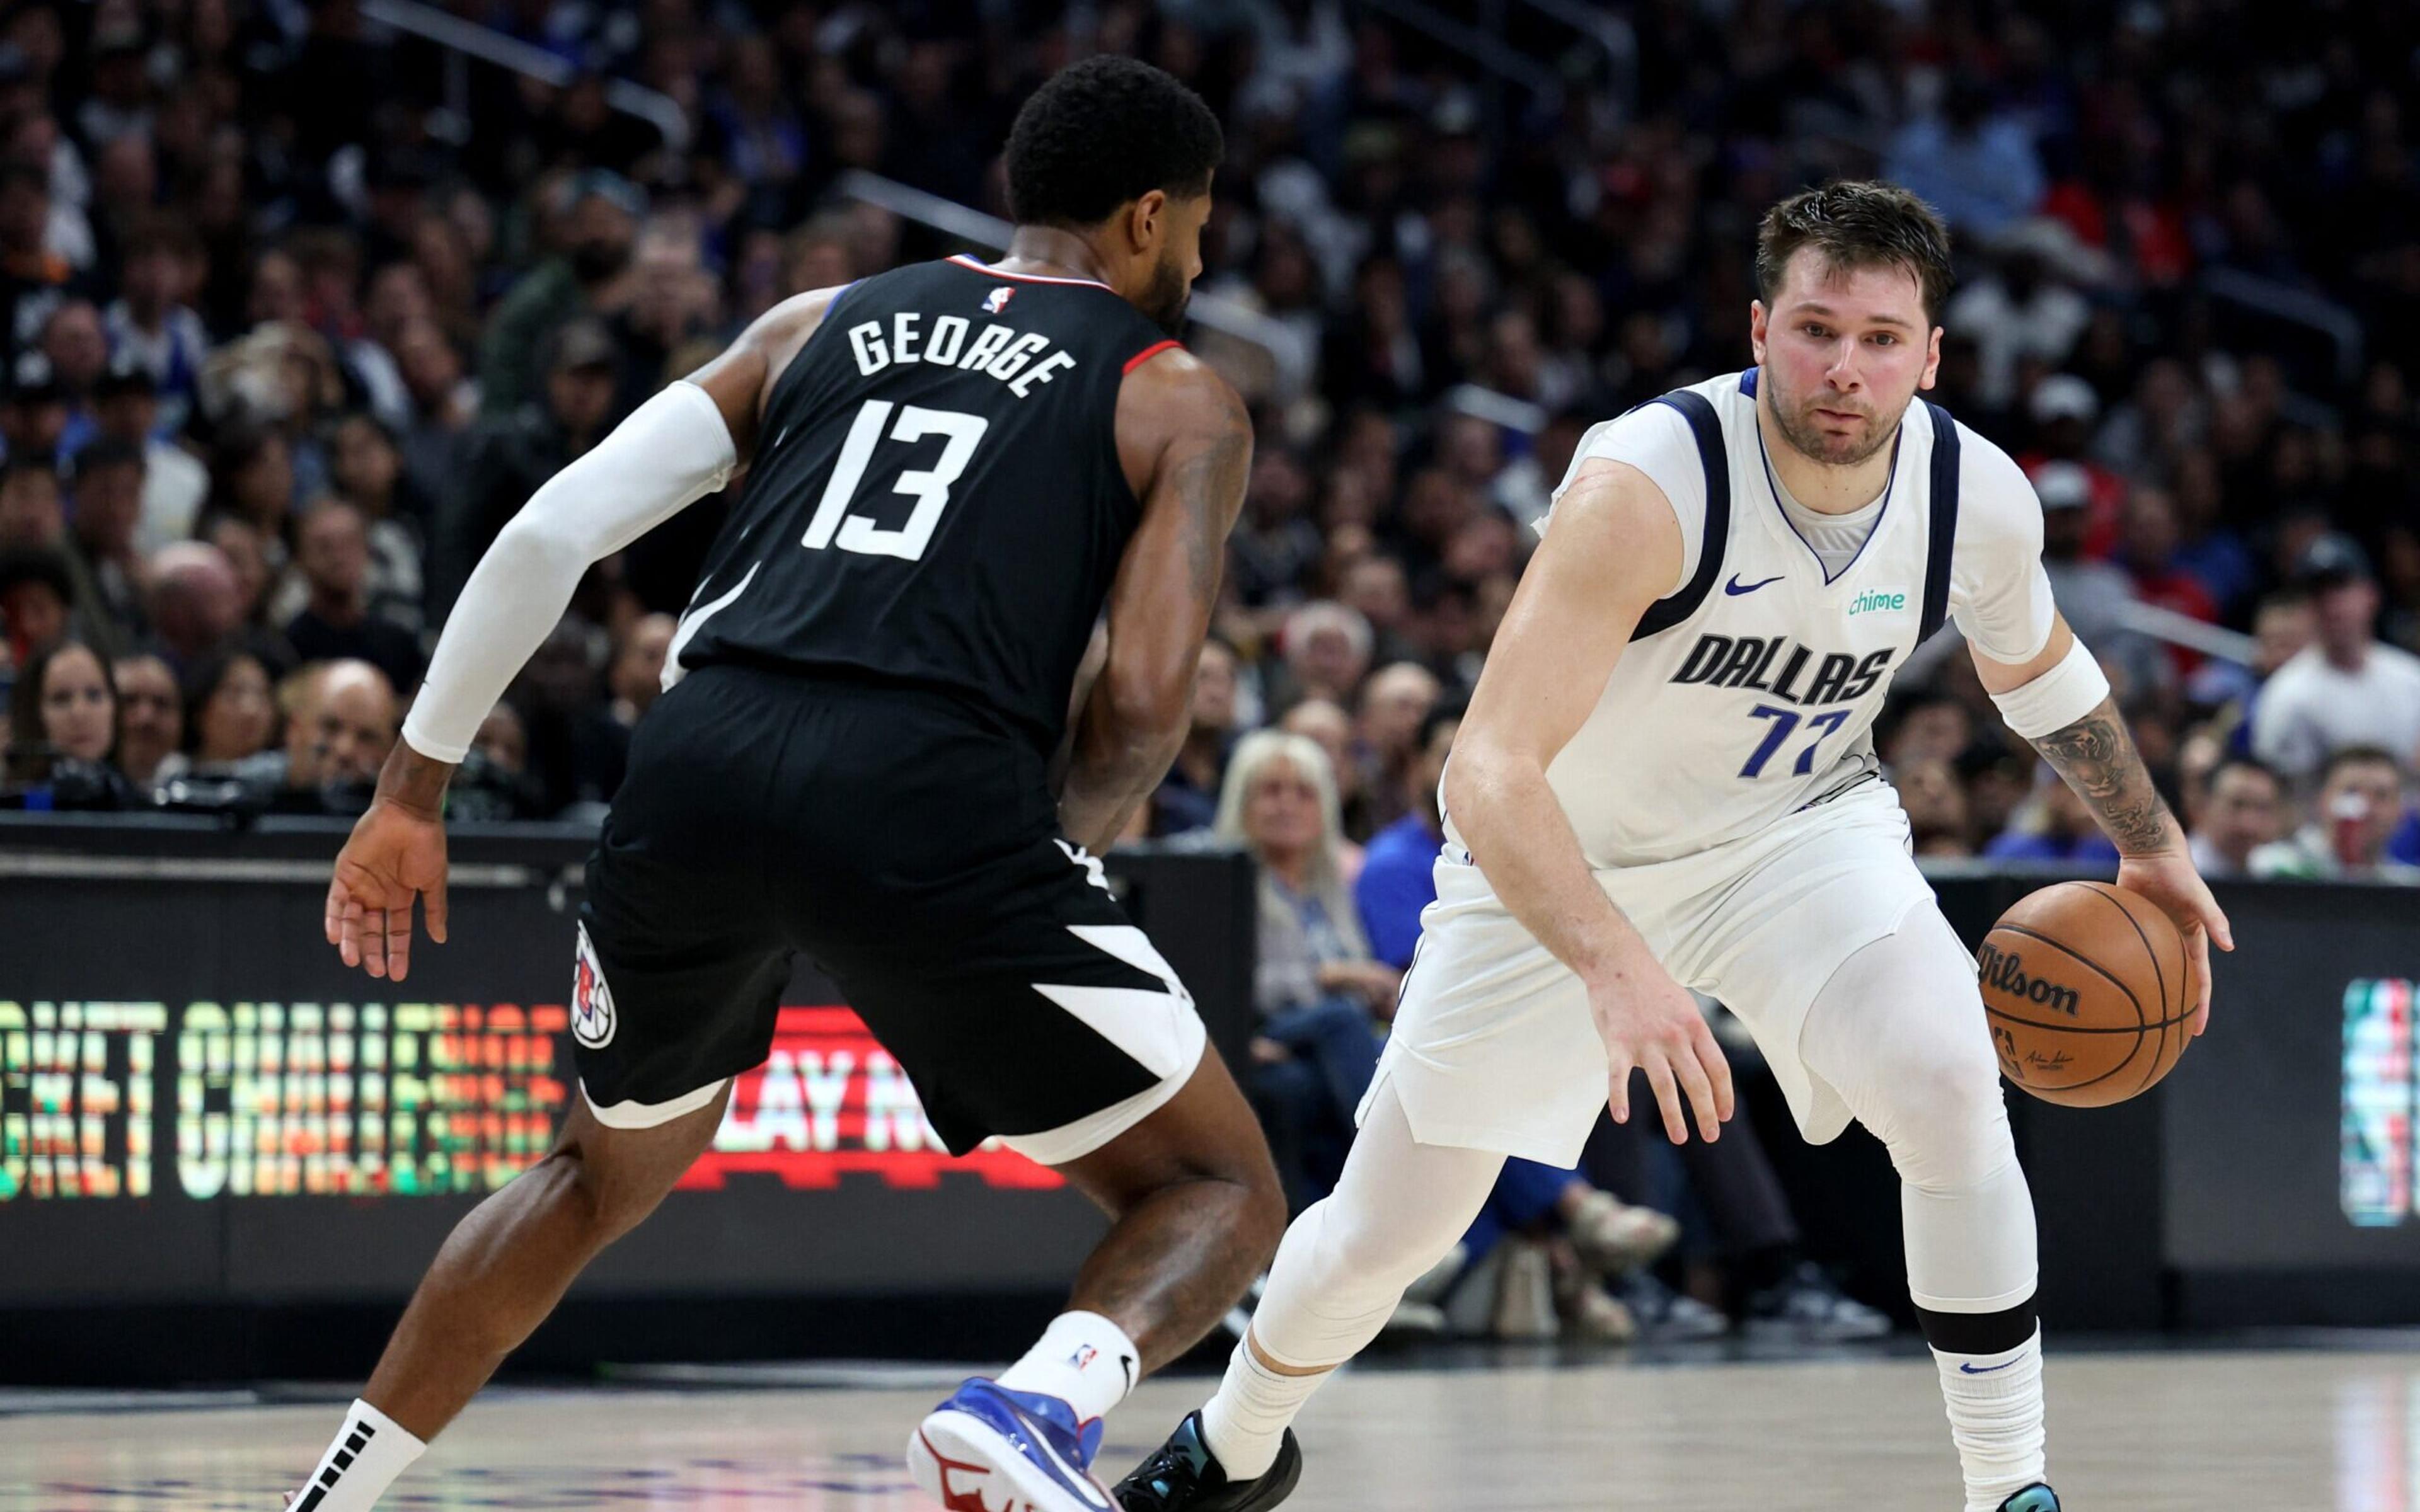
[1978,881,2192,1107]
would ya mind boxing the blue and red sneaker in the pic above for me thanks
[908,1378,1115,1512]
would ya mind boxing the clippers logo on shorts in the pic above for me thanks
[572,924,618,1048]
[1976,942,2081,1017]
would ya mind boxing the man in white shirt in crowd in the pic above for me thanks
[2252,535,2420,789]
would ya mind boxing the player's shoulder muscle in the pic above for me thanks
[1115,345,1250,505]
[683,284,851,461]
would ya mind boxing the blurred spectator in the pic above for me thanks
[141,541,243,675]
[0,544,72,668]
[2187,755,2288,880]
[1354,660,1439,832]
[0,351,69,461]
[1354,694,1460,971]
[2034,463,2159,695]
[437,318,622,618]
[1279,697,1368,861]
[0,452,61,547]
[562,612,678,811]
[109,651,180,790]
[1882,79,2047,244]
[6,635,134,806]
[1946,244,2090,413]
[1152,636,1240,837]
[63,438,145,653]
[1216,730,1393,1207]
[478,172,643,420]
[1983,769,2123,865]
[95,358,207,554]
[1898,758,1975,857]
[1270,599,1372,713]
[103,219,207,436]
[449,701,548,822]
[237,659,399,815]
[2252,537,2420,789]
[172,648,279,780]
[280,500,424,695]
[2251,747,2420,884]
[325,413,430,632]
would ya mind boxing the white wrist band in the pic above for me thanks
[1989,635,2111,740]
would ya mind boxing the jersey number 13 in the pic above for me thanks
[801,399,991,562]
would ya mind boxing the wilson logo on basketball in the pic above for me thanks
[1976,943,2081,1017]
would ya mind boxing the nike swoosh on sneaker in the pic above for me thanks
[1725,573,1785,595]
[1959,1359,2022,1374]
[991,1395,1112,1511]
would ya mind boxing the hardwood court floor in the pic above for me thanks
[2,1347,2404,1510]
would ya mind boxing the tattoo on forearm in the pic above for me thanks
[2031,696,2176,854]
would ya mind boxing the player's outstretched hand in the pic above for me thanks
[2116,850,2233,1039]
[1586,957,1733,1145]
[325,798,450,983]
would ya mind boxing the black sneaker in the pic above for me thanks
[1114,1411,1301,1511]
[1997,1486,2059,1511]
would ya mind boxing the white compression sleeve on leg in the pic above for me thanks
[1798,908,2039,1313]
[1986,634,2110,740]
[1201,1080,1504,1478]
[401,381,737,764]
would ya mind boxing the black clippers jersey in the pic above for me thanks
[673,257,1182,753]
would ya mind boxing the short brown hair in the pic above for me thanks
[1756,181,1954,325]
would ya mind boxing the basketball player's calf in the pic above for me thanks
[909,1052,1286,1512]
[285,1086,730,1509]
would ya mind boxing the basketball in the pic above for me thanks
[1979,881,2193,1107]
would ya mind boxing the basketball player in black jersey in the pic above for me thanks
[292,58,1282,1512]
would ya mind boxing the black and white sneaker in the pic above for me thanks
[1114,1411,1301,1512]
[1742,1263,1892,1343]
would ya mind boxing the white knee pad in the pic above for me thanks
[1800,907,2039,1315]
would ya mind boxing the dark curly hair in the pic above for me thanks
[1004,56,1224,229]
[1755,181,1954,325]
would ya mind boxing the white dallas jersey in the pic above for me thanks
[1448,367,2057,870]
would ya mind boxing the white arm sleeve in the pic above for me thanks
[402,381,739,764]
[1947,428,2060,665]
[1536,401,1704,597]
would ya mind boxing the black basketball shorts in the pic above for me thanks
[570,663,1207,1162]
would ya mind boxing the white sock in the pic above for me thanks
[1199,1337,1330,1480]
[1932,1326,2047,1512]
[993,1310,1140,1425]
[289,1398,426,1511]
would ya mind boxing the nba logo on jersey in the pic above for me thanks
[572,922,617,1048]
[983,286,1015,315]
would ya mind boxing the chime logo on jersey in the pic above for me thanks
[1848,586,1910,617]
[984,286,1014,315]
[571,923,617,1049]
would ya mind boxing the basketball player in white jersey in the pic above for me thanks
[1116,181,2234,1512]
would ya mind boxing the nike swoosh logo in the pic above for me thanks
[994,1397,1112,1511]
[1725,573,1785,595]
[1959,1360,2022,1374]
[1119,1353,1136,1393]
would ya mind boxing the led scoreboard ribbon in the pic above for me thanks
[0,1001,1060,1201]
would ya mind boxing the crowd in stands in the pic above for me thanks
[3,0,2419,1330]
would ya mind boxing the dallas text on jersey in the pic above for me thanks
[1667,633,1896,707]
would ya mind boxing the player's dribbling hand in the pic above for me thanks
[325,798,450,982]
[2115,850,2233,1039]
[1586,956,1734,1145]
